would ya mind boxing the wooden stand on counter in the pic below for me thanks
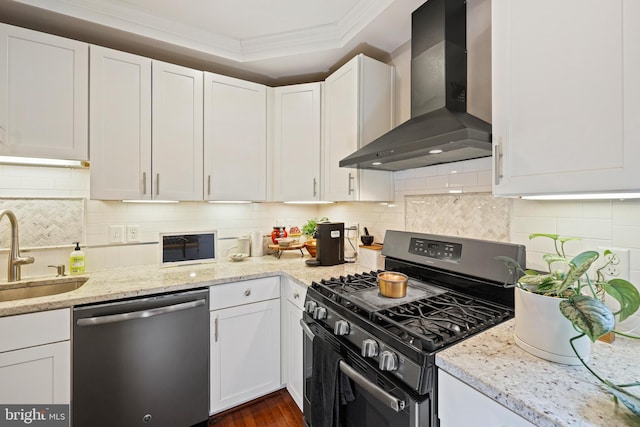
[268,243,305,259]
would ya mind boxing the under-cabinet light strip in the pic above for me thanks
[522,193,640,200]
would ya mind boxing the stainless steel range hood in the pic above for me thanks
[340,0,491,172]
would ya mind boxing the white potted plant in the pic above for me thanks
[498,233,640,416]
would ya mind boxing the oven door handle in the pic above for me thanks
[300,318,314,339]
[339,360,405,412]
[300,319,406,412]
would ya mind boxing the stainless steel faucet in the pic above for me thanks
[0,209,35,282]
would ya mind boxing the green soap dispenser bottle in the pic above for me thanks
[70,242,85,274]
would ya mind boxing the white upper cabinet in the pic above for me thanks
[492,0,640,197]
[204,72,267,201]
[322,54,394,202]
[272,83,322,202]
[152,61,204,201]
[0,23,88,160]
[90,46,152,200]
[91,51,203,201]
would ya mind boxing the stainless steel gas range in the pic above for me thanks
[301,230,525,427]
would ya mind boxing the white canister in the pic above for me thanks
[358,244,384,270]
[250,232,263,257]
[237,236,251,256]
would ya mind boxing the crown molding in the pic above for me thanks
[13,0,395,62]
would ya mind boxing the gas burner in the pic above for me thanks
[375,293,512,351]
[319,272,380,292]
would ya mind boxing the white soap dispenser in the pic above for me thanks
[70,242,85,274]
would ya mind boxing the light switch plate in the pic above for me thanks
[109,225,125,244]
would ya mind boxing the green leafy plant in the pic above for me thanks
[498,233,640,416]
[301,217,328,237]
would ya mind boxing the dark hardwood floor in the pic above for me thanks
[208,389,303,427]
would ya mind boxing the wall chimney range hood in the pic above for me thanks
[340,0,492,171]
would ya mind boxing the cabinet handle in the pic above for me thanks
[214,316,219,342]
[142,172,147,195]
[348,172,355,195]
[494,141,503,185]
[156,173,160,196]
[313,178,317,197]
[244,289,252,297]
[207,175,211,196]
[293,292,300,299]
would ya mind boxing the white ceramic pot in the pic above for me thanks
[514,287,591,365]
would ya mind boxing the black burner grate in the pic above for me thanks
[375,293,512,351]
[311,270,513,352]
[318,271,380,293]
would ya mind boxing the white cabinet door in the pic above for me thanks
[89,46,152,200]
[280,278,306,410]
[0,341,70,404]
[492,0,640,197]
[283,299,304,410]
[152,61,204,201]
[0,309,71,405]
[0,23,88,160]
[438,370,534,427]
[272,83,321,202]
[322,54,394,202]
[210,298,281,414]
[204,72,267,201]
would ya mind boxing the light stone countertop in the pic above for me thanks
[4,255,639,427]
[0,253,368,317]
[436,320,640,427]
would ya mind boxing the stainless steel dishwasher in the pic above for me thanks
[72,288,209,427]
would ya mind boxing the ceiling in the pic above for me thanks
[0,0,426,85]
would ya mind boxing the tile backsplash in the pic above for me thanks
[405,194,510,242]
[2,160,640,300]
[0,198,83,248]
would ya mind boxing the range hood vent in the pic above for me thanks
[340,0,492,171]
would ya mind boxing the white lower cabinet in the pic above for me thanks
[209,277,281,415]
[280,277,307,410]
[438,369,534,427]
[0,309,71,404]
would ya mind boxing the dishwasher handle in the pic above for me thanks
[77,299,206,327]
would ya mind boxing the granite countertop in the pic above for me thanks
[0,253,368,317]
[436,321,640,427]
[4,256,640,427]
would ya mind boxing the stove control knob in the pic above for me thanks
[305,301,317,314]
[333,320,350,336]
[361,339,379,358]
[379,351,399,371]
[313,306,327,320]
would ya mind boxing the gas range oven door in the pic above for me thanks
[301,319,432,427]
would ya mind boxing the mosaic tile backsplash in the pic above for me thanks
[0,198,83,248]
[405,194,511,242]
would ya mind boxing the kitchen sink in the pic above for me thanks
[0,276,88,302]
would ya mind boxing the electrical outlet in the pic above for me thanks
[127,225,140,243]
[597,246,630,281]
[109,225,125,244]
